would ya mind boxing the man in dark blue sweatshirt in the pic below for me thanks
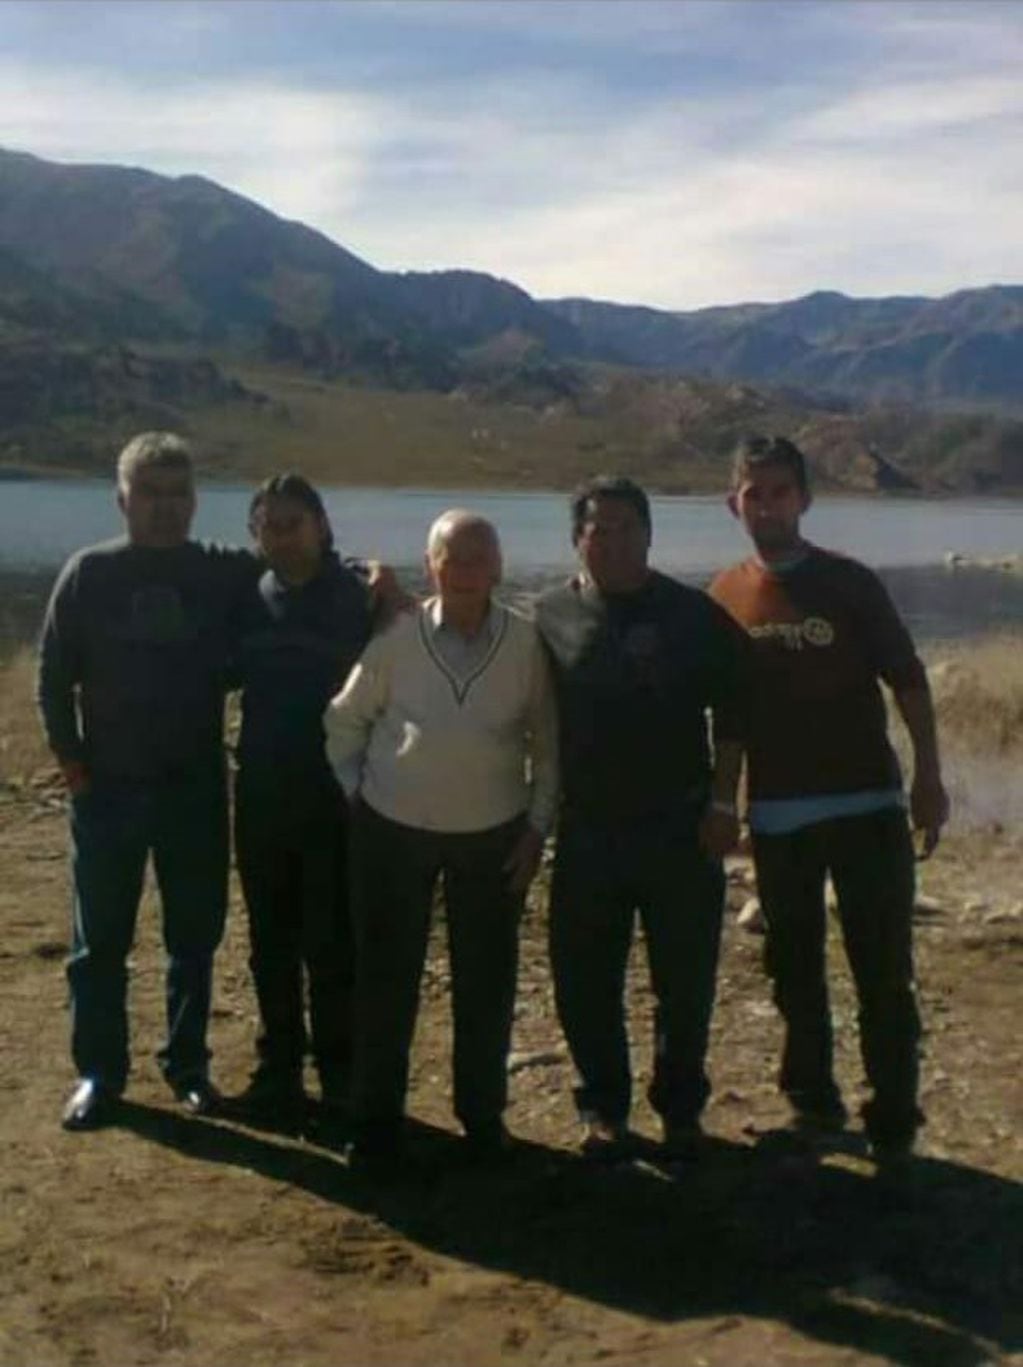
[231,474,373,1127]
[38,432,255,1130]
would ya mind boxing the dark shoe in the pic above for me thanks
[230,1070,306,1120]
[580,1116,632,1162]
[862,1099,924,1155]
[346,1142,406,1180]
[318,1081,350,1122]
[346,1121,407,1179]
[870,1136,915,1173]
[791,1102,848,1136]
[462,1121,515,1167]
[173,1078,222,1117]
[660,1121,707,1162]
[61,1078,119,1132]
[869,1140,920,1204]
[303,1081,350,1145]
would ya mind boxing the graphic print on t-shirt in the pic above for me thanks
[749,615,835,650]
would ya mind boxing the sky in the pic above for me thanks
[1,0,1021,310]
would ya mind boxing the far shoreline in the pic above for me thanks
[1,463,1022,505]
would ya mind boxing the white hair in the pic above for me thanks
[426,508,501,563]
[116,431,194,492]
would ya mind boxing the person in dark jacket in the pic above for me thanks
[38,432,255,1129]
[535,475,747,1160]
[231,474,374,1126]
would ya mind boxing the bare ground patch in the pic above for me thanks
[1,781,1020,1367]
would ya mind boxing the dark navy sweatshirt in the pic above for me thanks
[233,552,372,798]
[37,538,256,780]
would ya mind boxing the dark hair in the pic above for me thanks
[570,475,652,543]
[730,435,810,494]
[248,472,334,548]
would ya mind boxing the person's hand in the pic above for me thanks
[364,561,416,625]
[503,826,545,894]
[698,804,740,860]
[60,760,90,797]
[910,772,949,859]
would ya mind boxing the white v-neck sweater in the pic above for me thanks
[325,598,558,834]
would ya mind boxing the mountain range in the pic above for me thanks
[548,288,1023,408]
[0,146,1021,493]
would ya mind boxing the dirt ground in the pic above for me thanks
[0,780,1020,1367]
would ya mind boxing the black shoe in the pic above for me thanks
[660,1121,707,1162]
[173,1078,222,1117]
[346,1121,407,1179]
[462,1121,515,1167]
[318,1082,351,1122]
[579,1116,633,1162]
[230,1070,306,1120]
[61,1079,119,1132]
[791,1102,848,1136]
[869,1136,915,1173]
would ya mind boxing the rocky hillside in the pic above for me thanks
[3,147,1021,411]
[0,146,1021,492]
[0,148,451,388]
[0,342,275,474]
[547,288,1023,409]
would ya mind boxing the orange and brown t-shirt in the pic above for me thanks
[708,546,926,803]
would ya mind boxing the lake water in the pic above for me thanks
[2,479,1022,649]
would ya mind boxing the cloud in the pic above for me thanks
[0,1,1020,307]
[340,60,1023,306]
[802,75,1023,142]
[0,63,389,233]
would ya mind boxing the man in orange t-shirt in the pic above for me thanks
[709,435,948,1169]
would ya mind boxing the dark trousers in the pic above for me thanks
[349,802,524,1138]
[752,806,922,1147]
[68,767,228,1093]
[234,775,354,1091]
[549,809,725,1129]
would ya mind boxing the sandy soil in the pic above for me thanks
[1,779,1020,1367]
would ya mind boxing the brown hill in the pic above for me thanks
[0,147,1020,493]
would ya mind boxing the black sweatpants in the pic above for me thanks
[752,806,922,1147]
[234,774,354,1093]
[549,808,726,1130]
[348,801,525,1140]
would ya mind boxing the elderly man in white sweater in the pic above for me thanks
[325,509,557,1168]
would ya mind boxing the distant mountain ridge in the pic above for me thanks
[2,145,1019,410]
[546,288,1023,407]
[0,147,453,388]
[0,146,1021,495]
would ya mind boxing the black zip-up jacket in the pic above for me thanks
[535,570,748,826]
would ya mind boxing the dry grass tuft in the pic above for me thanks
[924,635,1023,757]
[896,635,1023,832]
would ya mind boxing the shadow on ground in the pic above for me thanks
[114,1101,1021,1367]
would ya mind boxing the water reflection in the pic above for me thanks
[3,562,1021,660]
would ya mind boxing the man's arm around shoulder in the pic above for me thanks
[323,615,406,797]
[504,625,559,894]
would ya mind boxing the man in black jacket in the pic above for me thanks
[536,476,747,1159]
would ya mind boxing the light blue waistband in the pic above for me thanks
[749,789,904,835]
